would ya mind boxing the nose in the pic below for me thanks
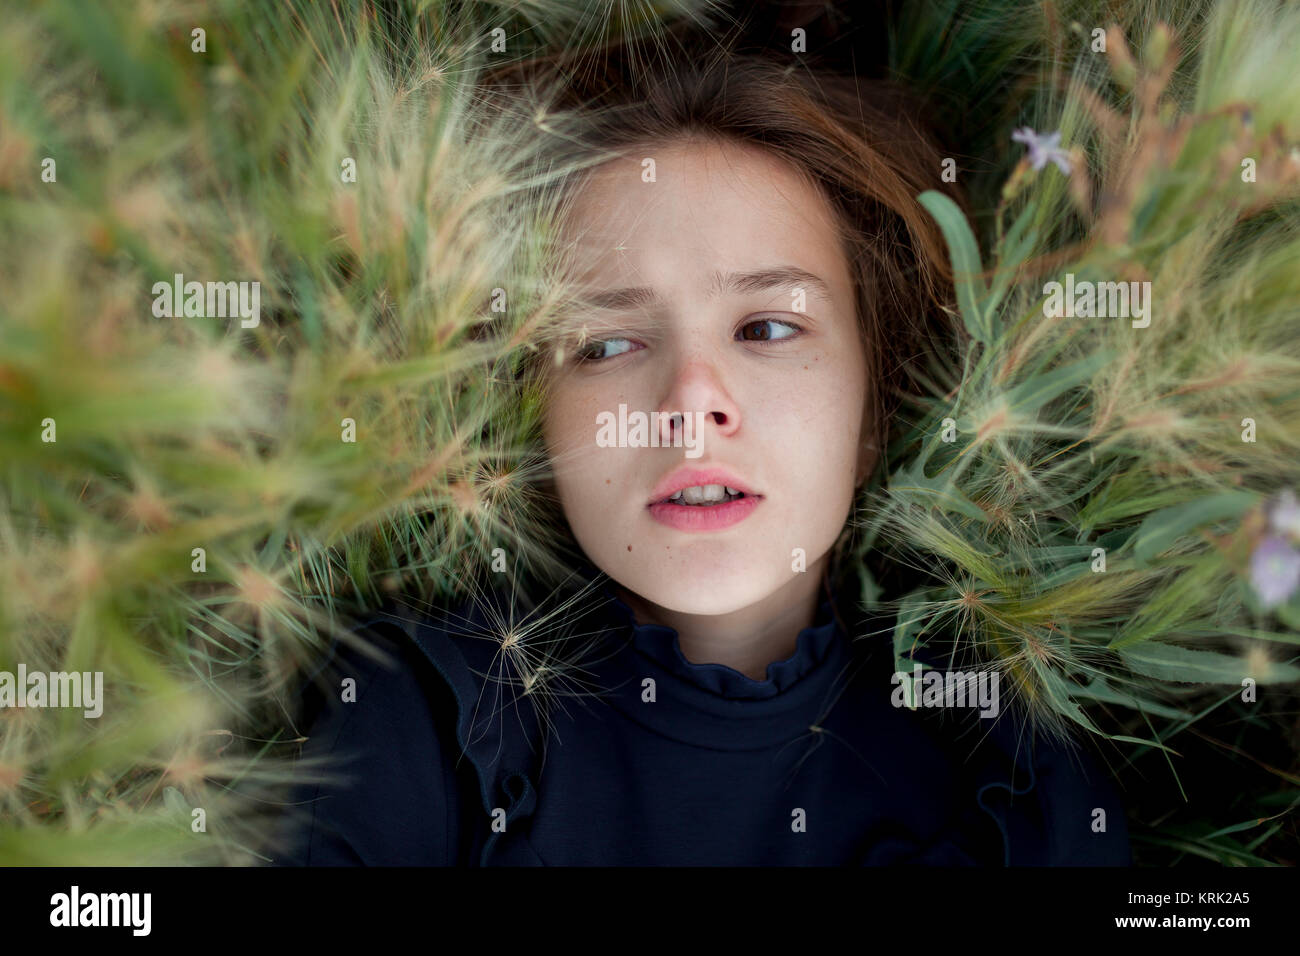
[656,360,741,445]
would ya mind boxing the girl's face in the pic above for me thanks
[542,136,870,616]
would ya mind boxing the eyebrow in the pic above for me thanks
[579,265,833,311]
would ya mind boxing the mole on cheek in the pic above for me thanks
[627,544,632,552]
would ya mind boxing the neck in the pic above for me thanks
[613,558,830,681]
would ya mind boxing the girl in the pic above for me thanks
[277,48,1131,867]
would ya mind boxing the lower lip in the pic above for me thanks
[646,495,762,531]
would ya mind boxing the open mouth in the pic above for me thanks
[659,485,748,507]
[647,478,761,531]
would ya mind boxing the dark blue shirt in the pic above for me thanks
[275,570,1130,866]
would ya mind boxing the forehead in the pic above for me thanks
[559,137,850,292]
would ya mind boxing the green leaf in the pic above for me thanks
[1119,640,1300,684]
[918,190,990,344]
[891,592,943,707]
[986,205,1038,320]
[1035,459,1119,511]
[1003,350,1113,414]
[887,435,988,523]
[1186,625,1300,647]
[892,593,930,669]
[1069,676,1189,719]
[889,457,990,522]
[1040,668,1176,752]
[1108,734,1181,753]
[1201,817,1280,842]
[1132,491,1257,568]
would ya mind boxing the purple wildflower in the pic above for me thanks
[1011,127,1072,174]
[1250,535,1300,609]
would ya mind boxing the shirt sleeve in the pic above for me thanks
[273,620,468,866]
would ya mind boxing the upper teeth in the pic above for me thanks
[668,484,743,504]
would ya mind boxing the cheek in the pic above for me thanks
[542,379,590,456]
[541,384,614,501]
[757,351,866,461]
[803,360,866,517]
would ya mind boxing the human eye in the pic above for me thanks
[736,315,804,342]
[574,335,641,363]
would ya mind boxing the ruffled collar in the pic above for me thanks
[541,559,855,749]
[599,581,840,700]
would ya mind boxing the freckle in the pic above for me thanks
[803,365,808,370]
[605,478,611,484]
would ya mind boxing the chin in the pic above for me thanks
[622,563,779,616]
